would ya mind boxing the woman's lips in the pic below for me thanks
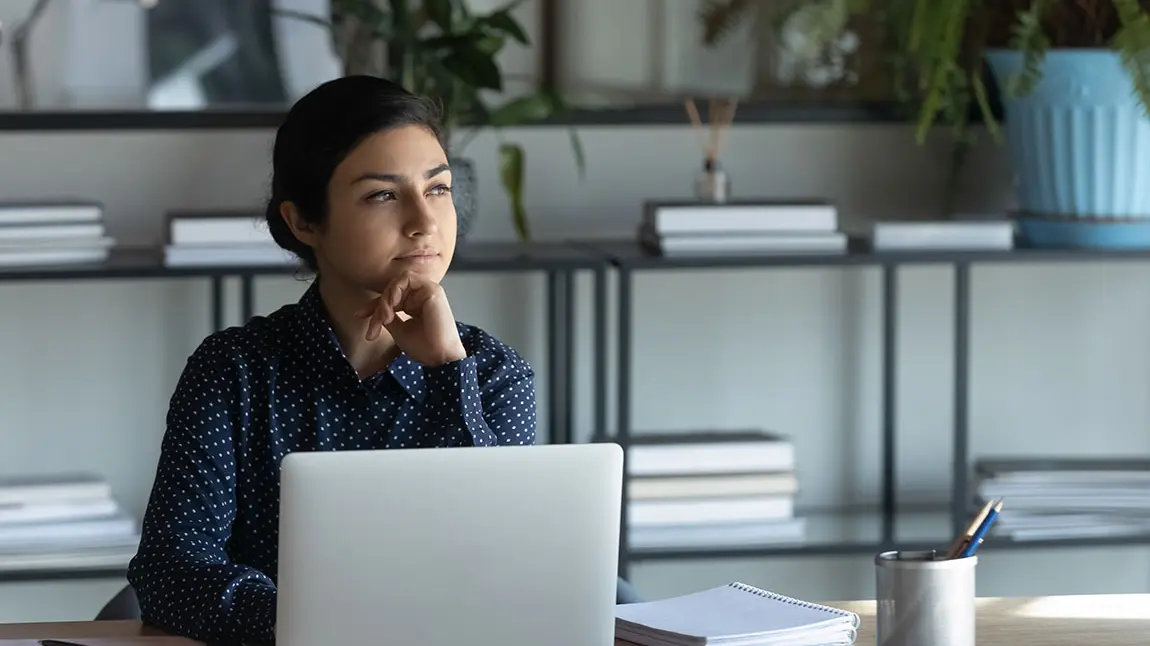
[396,250,439,264]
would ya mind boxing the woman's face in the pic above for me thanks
[295,124,457,292]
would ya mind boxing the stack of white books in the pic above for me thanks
[0,472,140,574]
[163,209,296,267]
[869,217,1016,251]
[637,200,846,256]
[0,200,113,266]
[973,457,1150,542]
[625,431,805,550]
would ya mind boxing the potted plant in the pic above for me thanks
[279,0,585,242]
[700,0,1150,248]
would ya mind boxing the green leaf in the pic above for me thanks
[387,0,412,29]
[482,10,530,44]
[568,128,586,180]
[912,0,971,144]
[970,69,1001,144]
[1005,0,1053,98]
[1113,0,1150,119]
[476,34,506,56]
[498,142,530,241]
[421,33,481,50]
[488,94,555,126]
[424,0,453,30]
[441,50,502,90]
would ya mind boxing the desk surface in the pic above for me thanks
[2,594,1149,644]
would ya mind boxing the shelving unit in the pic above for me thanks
[575,238,1150,580]
[10,236,1150,585]
[0,241,608,583]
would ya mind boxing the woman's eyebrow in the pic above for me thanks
[352,163,451,185]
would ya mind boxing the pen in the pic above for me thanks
[959,499,1003,558]
[962,537,984,557]
[945,499,996,559]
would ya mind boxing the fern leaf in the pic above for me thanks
[914,0,973,144]
[971,70,1001,143]
[698,0,754,46]
[906,0,932,53]
[1113,0,1150,119]
[1005,0,1052,98]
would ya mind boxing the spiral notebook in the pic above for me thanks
[615,582,860,646]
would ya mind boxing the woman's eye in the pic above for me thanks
[428,184,452,197]
[367,190,396,202]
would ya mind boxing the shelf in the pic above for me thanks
[575,238,879,270]
[574,238,1150,271]
[0,242,607,282]
[0,102,908,132]
[0,567,127,584]
[627,509,1150,562]
[10,239,1146,282]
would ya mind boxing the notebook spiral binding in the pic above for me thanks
[727,582,860,626]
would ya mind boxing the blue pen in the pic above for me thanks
[960,499,1002,558]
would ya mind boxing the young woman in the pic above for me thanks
[124,76,619,644]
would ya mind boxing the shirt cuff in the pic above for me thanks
[230,578,277,642]
[423,356,496,446]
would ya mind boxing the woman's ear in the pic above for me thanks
[279,201,320,247]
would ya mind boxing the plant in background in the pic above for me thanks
[698,0,866,95]
[280,0,585,241]
[699,0,1150,146]
[869,0,1150,150]
[699,0,1150,236]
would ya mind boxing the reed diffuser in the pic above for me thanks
[684,97,738,203]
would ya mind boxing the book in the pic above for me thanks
[626,431,794,476]
[642,200,838,235]
[615,582,860,645]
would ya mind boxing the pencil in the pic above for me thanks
[946,499,996,559]
[959,499,1003,558]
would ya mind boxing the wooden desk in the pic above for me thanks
[2,594,1149,644]
[838,594,1150,645]
[0,620,195,644]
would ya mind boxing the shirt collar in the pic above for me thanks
[295,282,424,398]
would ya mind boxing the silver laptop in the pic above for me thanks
[275,443,623,646]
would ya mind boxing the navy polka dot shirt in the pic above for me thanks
[126,281,536,644]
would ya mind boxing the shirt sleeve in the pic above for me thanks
[422,333,537,447]
[126,334,277,644]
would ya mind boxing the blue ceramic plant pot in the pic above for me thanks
[985,49,1150,248]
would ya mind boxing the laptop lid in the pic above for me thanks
[275,443,623,646]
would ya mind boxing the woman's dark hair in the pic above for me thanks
[264,75,445,271]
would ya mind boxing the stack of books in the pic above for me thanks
[163,209,296,267]
[869,217,1016,251]
[972,457,1150,542]
[615,581,860,646]
[0,200,114,266]
[625,430,805,550]
[0,473,140,574]
[637,199,846,256]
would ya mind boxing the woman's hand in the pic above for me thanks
[355,271,467,367]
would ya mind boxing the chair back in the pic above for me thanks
[96,584,140,621]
